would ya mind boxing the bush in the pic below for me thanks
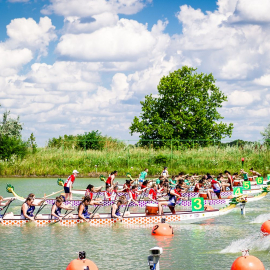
[0,135,28,160]
[154,154,169,165]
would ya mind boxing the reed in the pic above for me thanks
[0,144,269,177]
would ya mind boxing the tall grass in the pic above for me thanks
[0,144,269,177]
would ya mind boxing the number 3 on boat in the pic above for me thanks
[256,177,263,185]
[191,197,204,212]
[233,187,243,196]
[242,181,251,190]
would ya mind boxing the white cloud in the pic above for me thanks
[6,17,56,57]
[228,0,270,23]
[41,0,151,17]
[56,19,158,62]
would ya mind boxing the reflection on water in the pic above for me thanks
[1,178,270,269]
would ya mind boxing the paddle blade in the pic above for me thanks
[126,173,132,179]
[57,178,64,187]
[6,184,14,193]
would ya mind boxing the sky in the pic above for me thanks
[0,0,270,146]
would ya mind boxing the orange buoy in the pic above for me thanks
[66,252,98,270]
[152,218,173,236]
[261,220,270,236]
[231,250,265,270]
[66,259,98,270]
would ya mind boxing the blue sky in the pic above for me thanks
[0,0,270,146]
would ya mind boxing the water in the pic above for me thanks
[1,178,270,270]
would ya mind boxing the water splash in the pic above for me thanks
[220,234,270,253]
[251,214,270,224]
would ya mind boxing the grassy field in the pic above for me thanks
[0,143,269,177]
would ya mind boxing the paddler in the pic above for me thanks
[0,196,14,220]
[51,196,74,220]
[105,186,112,201]
[64,169,79,200]
[111,198,126,220]
[168,175,177,187]
[128,186,140,206]
[148,184,158,201]
[123,179,134,192]
[21,196,44,220]
[249,168,262,180]
[224,170,233,191]
[209,177,222,199]
[106,171,118,188]
[78,196,100,222]
[138,168,148,184]
[158,184,186,215]
[85,184,103,200]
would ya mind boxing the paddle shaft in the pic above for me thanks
[1,199,15,217]
[34,201,47,219]
[51,209,74,225]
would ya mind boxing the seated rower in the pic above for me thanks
[249,168,262,180]
[233,172,243,186]
[51,196,74,221]
[194,179,204,193]
[111,185,119,201]
[209,177,221,199]
[21,196,44,221]
[78,196,100,222]
[148,184,158,202]
[105,186,112,201]
[224,170,233,191]
[128,186,139,206]
[169,176,177,188]
[111,198,126,220]
[158,184,186,215]
[123,180,134,192]
[240,169,248,181]
[85,184,103,201]
[0,196,14,220]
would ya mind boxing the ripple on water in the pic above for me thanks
[251,213,270,224]
[220,234,270,254]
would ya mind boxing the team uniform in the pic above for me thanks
[111,190,117,201]
[51,203,62,219]
[148,188,157,200]
[79,203,91,219]
[211,179,221,199]
[129,190,137,200]
[111,203,121,218]
[139,171,147,183]
[105,191,112,201]
[167,189,181,213]
[106,175,115,187]
[85,189,94,200]
[64,174,75,193]
[21,203,35,219]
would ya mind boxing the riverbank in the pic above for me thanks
[0,145,269,177]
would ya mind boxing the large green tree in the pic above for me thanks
[261,123,270,145]
[130,66,233,146]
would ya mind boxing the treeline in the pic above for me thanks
[47,131,126,150]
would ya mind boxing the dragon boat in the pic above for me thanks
[1,198,243,227]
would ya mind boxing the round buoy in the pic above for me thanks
[261,220,270,236]
[231,250,265,270]
[66,258,98,270]
[152,218,173,236]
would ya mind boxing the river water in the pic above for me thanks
[0,178,270,270]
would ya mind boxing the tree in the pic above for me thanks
[130,66,233,147]
[27,133,38,154]
[261,123,270,145]
[0,105,27,160]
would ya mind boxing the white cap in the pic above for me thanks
[73,170,79,174]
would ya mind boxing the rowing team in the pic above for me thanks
[0,184,187,222]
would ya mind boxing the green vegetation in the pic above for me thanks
[130,66,233,147]
[0,142,269,177]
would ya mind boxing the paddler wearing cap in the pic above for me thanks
[64,170,79,200]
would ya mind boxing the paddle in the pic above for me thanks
[50,209,74,225]
[122,199,131,219]
[1,198,16,219]
[34,200,47,219]
[88,204,102,221]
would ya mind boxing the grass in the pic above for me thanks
[0,144,269,177]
